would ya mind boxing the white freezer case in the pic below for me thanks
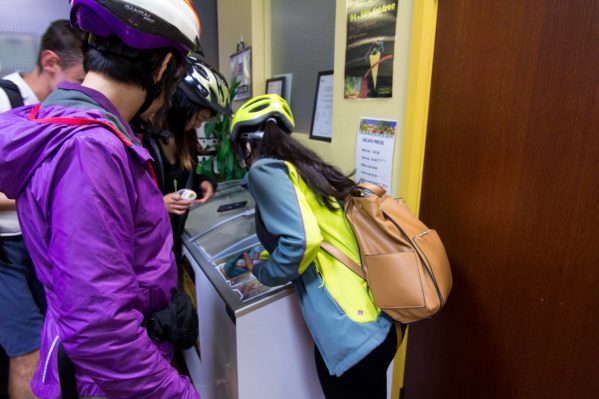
[181,182,324,399]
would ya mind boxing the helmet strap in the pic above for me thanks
[239,131,265,141]
[136,54,179,116]
[136,82,163,116]
[88,34,140,59]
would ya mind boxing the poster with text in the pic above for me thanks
[310,71,334,141]
[344,0,398,99]
[355,117,397,192]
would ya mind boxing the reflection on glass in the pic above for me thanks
[233,279,270,302]
[185,187,255,238]
[194,216,255,257]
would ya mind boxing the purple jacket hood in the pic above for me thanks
[0,104,102,198]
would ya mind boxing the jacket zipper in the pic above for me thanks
[42,335,60,383]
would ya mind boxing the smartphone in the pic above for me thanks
[217,201,248,212]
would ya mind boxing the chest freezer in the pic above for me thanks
[180,180,324,399]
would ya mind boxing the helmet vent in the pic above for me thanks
[250,104,269,113]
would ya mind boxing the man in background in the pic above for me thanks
[0,19,85,399]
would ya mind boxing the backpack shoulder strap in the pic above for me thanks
[354,182,386,198]
[321,241,366,280]
[0,79,25,108]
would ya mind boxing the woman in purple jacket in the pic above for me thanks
[0,1,202,398]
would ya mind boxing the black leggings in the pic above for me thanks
[314,326,398,399]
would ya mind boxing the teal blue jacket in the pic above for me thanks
[247,158,392,376]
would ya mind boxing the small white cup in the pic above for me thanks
[177,189,197,201]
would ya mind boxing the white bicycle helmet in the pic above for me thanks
[70,0,201,55]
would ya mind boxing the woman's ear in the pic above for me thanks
[154,52,173,83]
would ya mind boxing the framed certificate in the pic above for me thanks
[309,70,334,142]
[265,76,286,98]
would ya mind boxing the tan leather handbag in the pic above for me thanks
[321,183,452,324]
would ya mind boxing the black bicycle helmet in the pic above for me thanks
[178,54,232,116]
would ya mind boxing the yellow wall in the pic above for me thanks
[294,0,415,200]
[217,0,434,203]
[217,0,251,73]
[217,0,266,108]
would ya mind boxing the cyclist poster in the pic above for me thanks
[344,0,398,99]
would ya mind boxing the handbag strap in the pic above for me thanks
[320,241,366,280]
[353,182,386,198]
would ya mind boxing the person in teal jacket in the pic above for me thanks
[230,94,398,398]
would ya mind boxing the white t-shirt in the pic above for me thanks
[0,72,39,236]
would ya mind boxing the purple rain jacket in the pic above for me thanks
[0,82,200,399]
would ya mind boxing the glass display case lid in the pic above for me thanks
[184,183,255,239]
[192,210,257,260]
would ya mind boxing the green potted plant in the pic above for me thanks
[196,78,246,181]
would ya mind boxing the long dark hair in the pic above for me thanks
[164,89,202,172]
[253,122,355,211]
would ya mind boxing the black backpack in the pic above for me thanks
[0,79,24,109]
[0,79,24,279]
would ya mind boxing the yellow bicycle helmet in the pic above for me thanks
[230,94,295,145]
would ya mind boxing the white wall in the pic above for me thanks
[0,1,220,74]
[0,0,69,31]
[0,0,70,75]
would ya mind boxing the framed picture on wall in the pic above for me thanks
[309,70,334,142]
[265,77,286,98]
[230,46,252,101]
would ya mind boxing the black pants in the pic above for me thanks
[315,326,398,399]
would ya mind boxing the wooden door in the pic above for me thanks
[404,1,599,398]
